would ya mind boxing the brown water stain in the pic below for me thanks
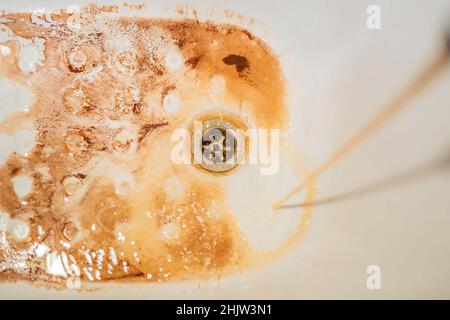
[0,5,312,289]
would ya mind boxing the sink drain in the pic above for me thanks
[192,116,245,173]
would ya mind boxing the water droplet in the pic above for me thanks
[114,170,135,195]
[0,212,9,232]
[164,51,184,72]
[161,222,181,241]
[9,219,29,241]
[164,176,186,201]
[162,92,181,113]
[12,175,33,198]
[62,221,79,242]
[67,47,87,72]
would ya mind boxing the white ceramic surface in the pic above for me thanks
[1,0,450,299]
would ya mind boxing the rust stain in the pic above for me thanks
[0,4,313,289]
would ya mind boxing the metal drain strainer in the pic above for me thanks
[192,117,245,173]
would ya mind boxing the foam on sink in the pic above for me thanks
[12,175,33,198]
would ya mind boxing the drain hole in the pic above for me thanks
[192,116,245,174]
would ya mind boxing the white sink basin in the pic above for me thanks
[0,0,450,299]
